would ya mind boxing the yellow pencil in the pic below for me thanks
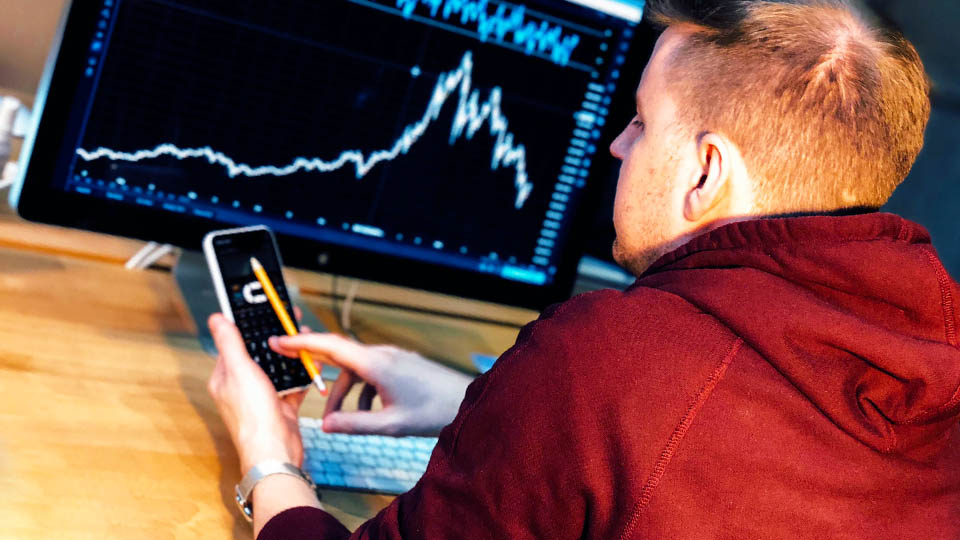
[250,257,327,395]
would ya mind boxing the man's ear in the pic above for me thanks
[684,133,731,222]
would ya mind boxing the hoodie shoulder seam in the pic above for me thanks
[920,246,958,349]
[618,337,744,539]
[903,248,960,426]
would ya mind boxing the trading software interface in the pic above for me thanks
[57,0,644,287]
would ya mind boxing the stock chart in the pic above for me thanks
[63,0,640,284]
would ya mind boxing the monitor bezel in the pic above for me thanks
[12,0,635,311]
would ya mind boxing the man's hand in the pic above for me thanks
[269,333,473,437]
[208,313,325,534]
[207,313,307,474]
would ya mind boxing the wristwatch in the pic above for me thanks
[235,460,318,522]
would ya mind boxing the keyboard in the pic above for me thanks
[299,417,438,495]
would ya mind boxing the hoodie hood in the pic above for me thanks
[639,212,960,456]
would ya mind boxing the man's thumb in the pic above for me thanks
[208,313,250,364]
[323,411,398,436]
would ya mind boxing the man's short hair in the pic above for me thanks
[647,0,931,212]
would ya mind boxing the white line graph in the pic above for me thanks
[76,51,533,209]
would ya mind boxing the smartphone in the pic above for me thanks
[203,225,312,394]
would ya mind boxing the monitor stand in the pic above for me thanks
[173,250,335,380]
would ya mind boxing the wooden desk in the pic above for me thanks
[0,209,530,538]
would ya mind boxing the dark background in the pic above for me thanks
[582,1,960,277]
[866,1,960,276]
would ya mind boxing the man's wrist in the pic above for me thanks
[249,469,324,536]
[236,460,318,524]
[239,440,295,475]
[251,472,321,507]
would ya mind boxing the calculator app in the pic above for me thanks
[212,229,312,392]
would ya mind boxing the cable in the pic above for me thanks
[136,243,175,269]
[0,96,23,191]
[340,279,360,334]
[124,242,175,270]
[0,160,17,190]
[331,275,362,340]
[125,242,159,269]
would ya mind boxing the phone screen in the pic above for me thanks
[211,228,311,392]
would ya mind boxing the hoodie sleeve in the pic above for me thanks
[257,298,602,539]
[258,506,350,539]
[259,287,741,539]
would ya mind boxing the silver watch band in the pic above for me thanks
[235,460,316,522]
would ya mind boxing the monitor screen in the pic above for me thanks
[14,0,645,309]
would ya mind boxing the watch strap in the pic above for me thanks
[235,460,316,522]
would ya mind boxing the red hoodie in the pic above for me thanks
[260,213,960,539]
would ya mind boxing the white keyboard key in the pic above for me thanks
[298,418,438,495]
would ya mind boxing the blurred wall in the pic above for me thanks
[0,0,66,102]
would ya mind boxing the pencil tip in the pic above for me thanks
[250,256,261,270]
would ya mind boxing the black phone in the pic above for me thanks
[203,225,312,394]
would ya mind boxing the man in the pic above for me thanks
[208,0,960,537]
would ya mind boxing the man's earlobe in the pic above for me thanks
[684,134,729,222]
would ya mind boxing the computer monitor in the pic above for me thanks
[12,0,646,310]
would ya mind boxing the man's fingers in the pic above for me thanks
[208,313,250,365]
[323,370,357,418]
[323,410,399,436]
[276,333,374,378]
[294,305,303,323]
[265,327,317,358]
[268,336,305,359]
